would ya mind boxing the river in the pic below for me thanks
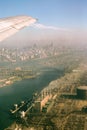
[0,67,64,130]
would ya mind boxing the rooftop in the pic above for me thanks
[77,86,87,90]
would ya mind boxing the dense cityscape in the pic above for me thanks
[0,43,87,129]
[0,0,86,130]
[0,44,58,62]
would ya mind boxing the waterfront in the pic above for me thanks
[0,67,64,130]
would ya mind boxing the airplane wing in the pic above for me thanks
[0,15,37,42]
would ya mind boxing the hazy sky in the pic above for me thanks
[0,0,87,47]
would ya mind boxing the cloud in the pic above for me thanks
[31,23,68,31]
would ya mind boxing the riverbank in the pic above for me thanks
[0,73,40,88]
[0,68,64,130]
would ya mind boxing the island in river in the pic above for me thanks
[0,67,40,88]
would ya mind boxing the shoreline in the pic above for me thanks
[0,74,39,88]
